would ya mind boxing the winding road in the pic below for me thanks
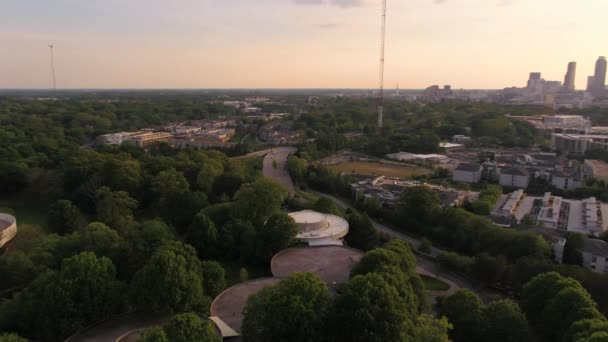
[262,147,474,297]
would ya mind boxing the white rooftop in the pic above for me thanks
[288,210,349,246]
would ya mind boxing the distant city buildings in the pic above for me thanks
[452,163,483,183]
[589,56,607,98]
[563,62,577,92]
[583,159,608,183]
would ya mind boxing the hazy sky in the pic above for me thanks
[1,0,607,89]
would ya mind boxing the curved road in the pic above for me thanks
[262,147,473,295]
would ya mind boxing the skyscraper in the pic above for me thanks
[563,62,576,92]
[587,76,595,92]
[591,56,607,97]
[527,72,541,89]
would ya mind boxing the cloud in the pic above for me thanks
[434,0,447,4]
[293,0,364,8]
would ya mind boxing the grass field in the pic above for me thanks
[420,274,451,291]
[328,161,431,179]
[0,195,49,229]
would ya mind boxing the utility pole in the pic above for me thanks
[48,44,57,90]
[377,0,387,136]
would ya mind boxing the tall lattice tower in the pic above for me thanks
[377,0,387,136]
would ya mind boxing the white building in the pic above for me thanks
[499,167,530,188]
[288,210,349,246]
[550,171,583,190]
[0,213,17,248]
[494,191,608,235]
[581,238,608,274]
[453,163,482,183]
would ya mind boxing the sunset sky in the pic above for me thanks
[1,0,607,89]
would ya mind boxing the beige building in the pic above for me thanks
[584,159,608,183]
[0,213,17,248]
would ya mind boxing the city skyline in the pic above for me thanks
[2,0,608,89]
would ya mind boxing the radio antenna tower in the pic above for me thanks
[377,0,387,136]
[48,44,57,90]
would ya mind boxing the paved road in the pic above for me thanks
[263,147,297,193]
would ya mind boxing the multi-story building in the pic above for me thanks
[494,191,608,235]
[589,56,607,98]
[548,171,583,190]
[125,132,172,148]
[552,134,608,155]
[583,159,608,183]
[453,163,483,183]
[581,238,608,274]
[499,167,530,188]
[563,62,577,92]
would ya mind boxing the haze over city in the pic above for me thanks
[2,0,608,89]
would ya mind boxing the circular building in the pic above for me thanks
[0,213,17,248]
[271,246,363,285]
[210,277,281,335]
[288,210,349,246]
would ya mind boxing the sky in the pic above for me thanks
[1,0,607,89]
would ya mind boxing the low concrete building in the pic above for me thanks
[385,152,448,163]
[552,134,608,155]
[0,213,17,248]
[288,210,349,246]
[549,171,583,190]
[584,159,608,183]
[581,238,608,274]
[453,163,482,183]
[499,167,530,188]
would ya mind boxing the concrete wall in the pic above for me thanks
[453,170,481,183]
[0,213,17,248]
[499,174,529,189]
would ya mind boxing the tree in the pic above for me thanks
[234,177,288,224]
[396,186,440,231]
[482,300,531,342]
[241,273,331,342]
[126,220,175,275]
[3,252,125,341]
[196,157,224,193]
[137,327,169,342]
[163,313,221,342]
[101,158,143,195]
[312,197,340,215]
[564,233,584,265]
[151,168,190,198]
[441,289,484,342]
[249,212,297,263]
[350,248,401,277]
[201,261,226,298]
[328,272,417,342]
[383,239,417,275]
[186,211,218,258]
[470,253,507,286]
[345,212,379,251]
[96,186,138,232]
[47,199,84,235]
[0,333,28,342]
[131,242,207,314]
[412,315,452,342]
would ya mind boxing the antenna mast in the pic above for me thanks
[48,44,57,90]
[377,0,387,136]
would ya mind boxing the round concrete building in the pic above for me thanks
[0,213,17,248]
[288,210,349,246]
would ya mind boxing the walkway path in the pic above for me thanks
[262,146,297,193]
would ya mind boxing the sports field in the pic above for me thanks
[329,161,431,179]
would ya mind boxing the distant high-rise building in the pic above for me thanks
[587,76,595,92]
[563,62,576,92]
[527,72,542,89]
[590,56,607,97]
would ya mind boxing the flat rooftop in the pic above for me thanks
[210,278,281,334]
[271,246,363,285]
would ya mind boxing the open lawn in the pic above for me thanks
[420,274,451,291]
[0,195,49,230]
[329,161,431,179]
